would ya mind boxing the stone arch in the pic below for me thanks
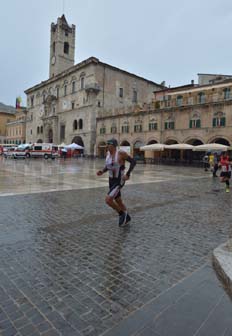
[147,139,158,145]
[37,139,43,143]
[71,136,84,147]
[208,137,230,146]
[184,137,204,146]
[165,138,178,145]
[120,140,130,146]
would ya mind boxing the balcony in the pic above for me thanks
[85,83,101,93]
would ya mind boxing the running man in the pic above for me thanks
[97,139,136,226]
[219,152,231,193]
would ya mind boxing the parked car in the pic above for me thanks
[26,143,58,159]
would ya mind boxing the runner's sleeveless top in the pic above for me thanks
[105,150,125,179]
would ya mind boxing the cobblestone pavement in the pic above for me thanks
[0,159,231,335]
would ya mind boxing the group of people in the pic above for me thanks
[203,152,231,192]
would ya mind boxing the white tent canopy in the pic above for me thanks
[65,143,84,150]
[192,143,229,152]
[168,143,194,150]
[140,143,167,151]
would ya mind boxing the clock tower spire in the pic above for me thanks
[49,15,76,78]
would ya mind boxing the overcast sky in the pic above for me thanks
[1,0,232,106]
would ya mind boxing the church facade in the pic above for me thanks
[24,15,163,155]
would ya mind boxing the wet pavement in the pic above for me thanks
[0,158,231,335]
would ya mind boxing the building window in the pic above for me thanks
[98,101,101,107]
[132,90,137,103]
[72,101,75,109]
[122,125,129,133]
[134,124,142,132]
[79,119,83,130]
[119,88,124,98]
[223,88,230,100]
[64,85,67,96]
[149,122,158,130]
[198,92,206,104]
[53,42,55,54]
[100,127,106,134]
[213,116,226,127]
[56,87,59,98]
[43,94,46,103]
[165,121,175,129]
[37,126,40,134]
[31,96,34,107]
[60,125,65,140]
[72,81,76,93]
[73,120,77,130]
[30,129,32,135]
[64,42,69,54]
[65,30,69,37]
[40,126,43,134]
[189,119,201,128]
[81,77,85,89]
[176,95,183,106]
[111,126,117,134]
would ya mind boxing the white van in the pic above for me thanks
[26,143,58,159]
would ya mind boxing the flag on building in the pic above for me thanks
[16,96,22,109]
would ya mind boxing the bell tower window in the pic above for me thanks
[64,42,69,54]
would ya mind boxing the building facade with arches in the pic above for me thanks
[96,74,232,157]
[24,15,163,154]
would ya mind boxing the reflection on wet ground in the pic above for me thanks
[0,157,205,196]
[0,158,231,335]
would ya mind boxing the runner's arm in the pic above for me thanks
[97,166,108,176]
[125,155,136,177]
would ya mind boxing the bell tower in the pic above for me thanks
[49,15,75,78]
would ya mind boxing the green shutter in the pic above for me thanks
[165,122,167,130]
[196,119,201,128]
[213,118,216,127]
[189,120,192,128]
[221,117,226,126]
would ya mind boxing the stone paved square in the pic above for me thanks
[0,158,231,335]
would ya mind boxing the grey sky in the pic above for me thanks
[1,0,232,106]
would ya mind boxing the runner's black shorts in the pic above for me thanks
[220,172,231,178]
[108,177,124,199]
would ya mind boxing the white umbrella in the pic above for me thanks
[168,143,194,150]
[193,143,229,152]
[140,143,168,151]
[59,142,66,147]
[66,143,84,150]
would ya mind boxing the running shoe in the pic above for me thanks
[120,213,131,227]
[118,211,127,226]
[226,187,230,193]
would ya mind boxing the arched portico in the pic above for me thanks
[209,137,230,146]
[147,139,158,145]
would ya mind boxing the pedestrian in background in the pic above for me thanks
[203,153,209,172]
[212,152,219,177]
[219,152,231,192]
